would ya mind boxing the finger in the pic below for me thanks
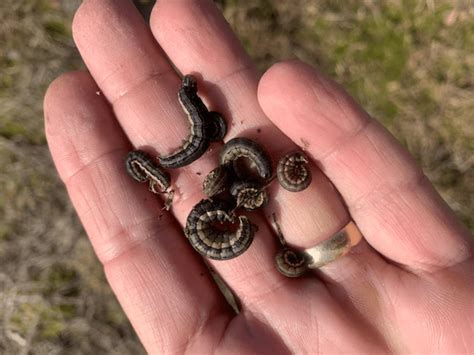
[148,0,384,268]
[149,0,354,248]
[149,0,398,331]
[150,0,280,141]
[257,60,473,273]
[72,2,398,350]
[72,0,222,217]
[72,0,303,307]
[43,73,389,355]
[44,71,233,353]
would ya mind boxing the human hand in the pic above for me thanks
[44,0,473,353]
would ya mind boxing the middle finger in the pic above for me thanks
[149,0,394,314]
[150,2,358,262]
[150,0,350,243]
[72,0,288,304]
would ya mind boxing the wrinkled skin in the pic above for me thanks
[44,0,473,353]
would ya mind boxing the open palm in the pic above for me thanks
[44,0,473,353]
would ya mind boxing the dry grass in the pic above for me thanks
[0,0,472,353]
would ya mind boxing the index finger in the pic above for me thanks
[257,60,473,273]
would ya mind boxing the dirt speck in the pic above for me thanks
[300,138,310,150]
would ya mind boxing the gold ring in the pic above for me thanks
[303,221,363,269]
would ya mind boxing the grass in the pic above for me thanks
[0,0,472,353]
[220,0,474,229]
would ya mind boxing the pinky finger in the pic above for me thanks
[44,71,233,353]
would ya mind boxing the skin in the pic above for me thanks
[43,0,473,353]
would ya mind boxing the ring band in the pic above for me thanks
[303,221,363,269]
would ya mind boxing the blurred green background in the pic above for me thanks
[0,0,472,353]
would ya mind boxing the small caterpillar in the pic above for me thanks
[220,137,273,181]
[277,151,312,192]
[184,199,257,260]
[159,75,227,168]
[125,150,174,209]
